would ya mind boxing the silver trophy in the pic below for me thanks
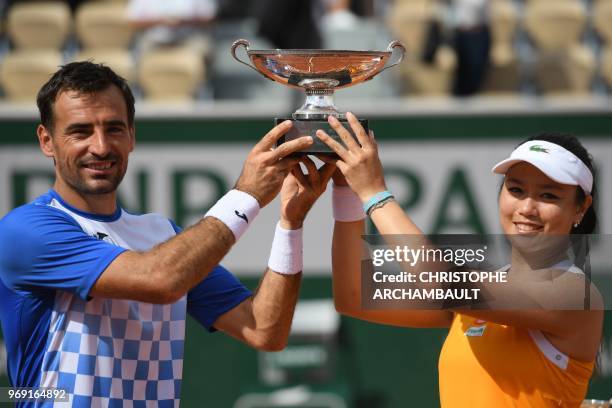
[231,39,406,155]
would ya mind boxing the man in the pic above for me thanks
[450,0,491,96]
[0,61,335,407]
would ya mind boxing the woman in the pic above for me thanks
[317,112,603,407]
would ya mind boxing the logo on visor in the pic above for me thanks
[529,145,549,154]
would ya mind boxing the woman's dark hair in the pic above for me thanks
[517,135,601,373]
[520,133,597,235]
[37,61,135,132]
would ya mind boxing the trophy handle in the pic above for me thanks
[377,40,406,75]
[231,39,262,75]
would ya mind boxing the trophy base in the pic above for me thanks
[275,117,368,156]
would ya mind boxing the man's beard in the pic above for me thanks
[59,158,126,195]
[70,173,124,195]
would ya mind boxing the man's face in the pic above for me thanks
[38,86,135,196]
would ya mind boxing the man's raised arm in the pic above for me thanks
[213,156,336,351]
[90,121,313,304]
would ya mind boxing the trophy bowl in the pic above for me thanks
[231,39,406,155]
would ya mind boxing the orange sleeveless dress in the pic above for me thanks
[438,313,594,407]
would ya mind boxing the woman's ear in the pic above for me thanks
[576,194,593,224]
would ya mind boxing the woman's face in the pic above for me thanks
[499,162,592,235]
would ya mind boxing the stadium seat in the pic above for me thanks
[387,0,442,57]
[482,46,521,94]
[75,2,133,49]
[392,0,438,6]
[7,2,71,50]
[209,19,285,101]
[387,0,453,97]
[601,47,612,89]
[482,0,520,94]
[74,49,135,82]
[593,0,612,44]
[534,45,595,96]
[321,19,396,100]
[321,18,389,51]
[400,45,456,95]
[138,46,204,102]
[0,50,62,102]
[524,0,586,52]
[490,0,517,47]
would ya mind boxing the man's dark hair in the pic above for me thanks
[37,61,135,132]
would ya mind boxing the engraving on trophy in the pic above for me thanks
[231,39,406,154]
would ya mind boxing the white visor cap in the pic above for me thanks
[492,140,593,194]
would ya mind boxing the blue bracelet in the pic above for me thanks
[363,191,394,215]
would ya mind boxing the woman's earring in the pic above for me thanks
[574,214,583,228]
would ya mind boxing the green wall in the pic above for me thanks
[1,111,611,144]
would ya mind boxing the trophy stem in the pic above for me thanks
[293,89,344,120]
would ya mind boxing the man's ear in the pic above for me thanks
[129,125,135,152]
[37,124,54,158]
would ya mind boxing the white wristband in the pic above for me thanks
[268,221,303,275]
[333,184,366,222]
[204,189,260,241]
